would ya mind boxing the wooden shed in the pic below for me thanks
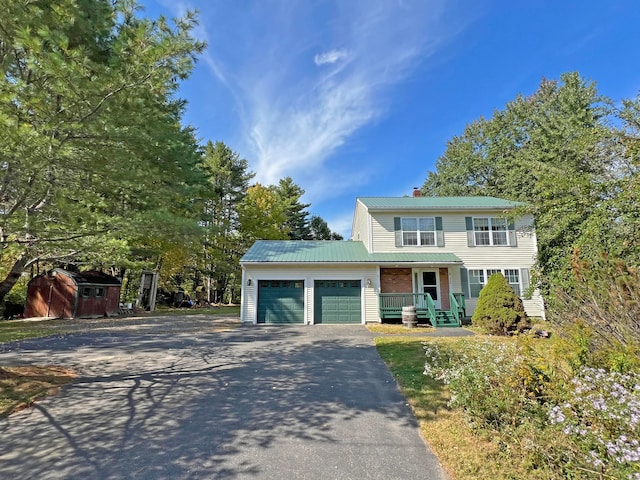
[25,269,122,319]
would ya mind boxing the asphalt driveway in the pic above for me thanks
[0,317,447,479]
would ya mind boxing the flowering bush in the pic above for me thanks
[423,338,640,478]
[423,339,551,430]
[549,367,640,478]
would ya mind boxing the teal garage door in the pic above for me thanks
[257,280,304,324]
[314,280,362,324]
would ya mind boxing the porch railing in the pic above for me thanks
[449,292,463,326]
[379,292,466,326]
[379,293,434,319]
[425,292,436,323]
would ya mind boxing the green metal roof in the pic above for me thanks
[241,240,462,264]
[358,196,524,210]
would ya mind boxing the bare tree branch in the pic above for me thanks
[1,229,113,246]
[76,73,154,125]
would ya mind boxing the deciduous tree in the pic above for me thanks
[422,72,623,292]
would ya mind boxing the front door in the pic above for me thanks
[420,270,441,309]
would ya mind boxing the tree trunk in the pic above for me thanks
[0,251,30,303]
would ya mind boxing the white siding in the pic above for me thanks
[370,211,535,255]
[241,264,380,324]
[369,210,544,318]
[240,205,545,323]
[370,213,397,252]
[350,200,371,250]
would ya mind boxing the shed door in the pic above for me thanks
[314,280,362,324]
[257,280,304,324]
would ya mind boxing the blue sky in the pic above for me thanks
[142,0,640,238]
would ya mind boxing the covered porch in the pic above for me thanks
[377,266,466,327]
[379,291,466,327]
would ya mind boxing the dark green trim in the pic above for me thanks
[460,268,469,298]
[465,217,473,230]
[394,217,402,247]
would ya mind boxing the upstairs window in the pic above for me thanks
[401,217,436,246]
[473,217,509,246]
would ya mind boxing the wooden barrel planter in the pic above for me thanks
[402,305,417,329]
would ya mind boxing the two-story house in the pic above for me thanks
[239,195,545,325]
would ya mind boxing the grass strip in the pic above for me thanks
[151,305,241,316]
[0,319,75,343]
[367,323,435,335]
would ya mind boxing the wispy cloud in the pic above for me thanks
[314,49,349,66]
[237,1,464,194]
[159,0,467,203]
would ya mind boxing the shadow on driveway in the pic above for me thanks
[0,324,446,479]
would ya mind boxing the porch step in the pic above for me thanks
[434,310,460,328]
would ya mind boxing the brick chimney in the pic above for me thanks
[412,187,422,197]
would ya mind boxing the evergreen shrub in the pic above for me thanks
[472,273,529,335]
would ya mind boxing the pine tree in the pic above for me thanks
[472,273,529,335]
[0,0,205,301]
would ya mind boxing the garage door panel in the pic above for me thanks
[314,280,361,324]
[258,280,304,324]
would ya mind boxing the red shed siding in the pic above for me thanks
[25,270,121,319]
[76,285,120,317]
[25,276,76,318]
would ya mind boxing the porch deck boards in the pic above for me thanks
[379,306,432,319]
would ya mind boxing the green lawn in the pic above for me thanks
[366,323,435,335]
[151,305,240,316]
[0,319,76,343]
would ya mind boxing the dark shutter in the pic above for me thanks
[460,267,469,298]
[435,217,444,247]
[394,217,402,247]
[465,217,474,247]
